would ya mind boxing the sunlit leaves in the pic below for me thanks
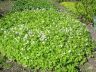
[0,10,94,72]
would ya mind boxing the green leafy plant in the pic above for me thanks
[56,0,79,3]
[0,53,11,69]
[75,0,96,23]
[60,2,77,14]
[11,0,56,12]
[60,0,96,23]
[0,10,94,71]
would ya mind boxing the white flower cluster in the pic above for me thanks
[60,27,72,33]
[39,31,47,43]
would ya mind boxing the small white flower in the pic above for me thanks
[15,31,20,36]
[39,32,47,41]
[18,24,25,30]
[68,50,71,53]
[28,30,33,36]
[23,34,28,40]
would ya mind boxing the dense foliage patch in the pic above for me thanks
[60,2,77,14]
[12,0,56,11]
[61,0,96,22]
[60,0,96,23]
[75,0,96,23]
[56,0,78,3]
[0,10,94,71]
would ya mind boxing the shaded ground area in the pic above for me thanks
[80,52,96,72]
[80,24,96,72]
[86,24,96,41]
[0,0,13,16]
[0,61,32,72]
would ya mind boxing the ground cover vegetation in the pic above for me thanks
[0,0,95,72]
[11,0,56,12]
[60,0,96,23]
